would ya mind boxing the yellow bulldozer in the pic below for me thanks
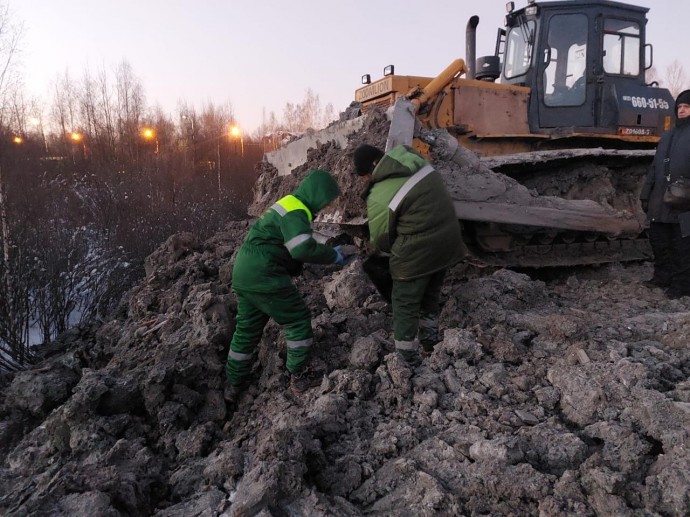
[263,0,675,268]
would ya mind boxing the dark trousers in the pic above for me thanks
[649,222,690,294]
[391,269,446,361]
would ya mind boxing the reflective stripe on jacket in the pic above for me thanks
[364,145,468,280]
[272,195,313,222]
[232,170,338,292]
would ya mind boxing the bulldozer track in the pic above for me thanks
[470,235,651,268]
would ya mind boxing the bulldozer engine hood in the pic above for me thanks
[292,169,340,214]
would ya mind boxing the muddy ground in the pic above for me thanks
[0,112,689,516]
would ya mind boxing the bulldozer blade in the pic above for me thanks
[264,117,365,177]
[385,97,417,151]
[454,200,643,236]
[264,96,416,177]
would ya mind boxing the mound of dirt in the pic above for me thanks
[1,113,689,516]
[250,110,389,226]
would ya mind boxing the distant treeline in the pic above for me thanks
[0,0,337,369]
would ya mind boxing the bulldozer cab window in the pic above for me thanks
[504,20,535,79]
[543,13,588,107]
[602,19,640,76]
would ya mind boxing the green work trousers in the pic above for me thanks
[391,269,445,362]
[226,286,312,386]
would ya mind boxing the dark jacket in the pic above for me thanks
[364,145,468,281]
[232,170,339,293]
[640,122,690,223]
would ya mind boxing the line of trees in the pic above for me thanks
[0,87,263,369]
[0,4,337,369]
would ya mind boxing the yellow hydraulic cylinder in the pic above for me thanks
[412,59,468,108]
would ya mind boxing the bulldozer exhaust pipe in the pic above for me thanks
[466,15,479,80]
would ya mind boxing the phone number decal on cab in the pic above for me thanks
[621,95,670,110]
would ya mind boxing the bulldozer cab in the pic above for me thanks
[500,0,673,138]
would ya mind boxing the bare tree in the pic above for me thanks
[79,68,98,155]
[664,60,689,99]
[50,70,78,140]
[115,60,145,161]
[252,108,282,150]
[281,89,335,133]
[198,101,235,192]
[0,3,21,128]
[0,1,28,368]
[178,101,199,171]
[321,102,335,129]
[96,64,117,158]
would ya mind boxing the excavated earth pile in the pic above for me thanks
[0,112,689,516]
[249,110,390,225]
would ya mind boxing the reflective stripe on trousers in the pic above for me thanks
[287,338,313,350]
[395,339,419,351]
[228,350,253,362]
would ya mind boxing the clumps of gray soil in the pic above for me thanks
[0,228,688,516]
[1,110,688,516]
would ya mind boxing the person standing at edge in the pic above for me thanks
[353,143,469,365]
[640,89,690,298]
[226,169,356,397]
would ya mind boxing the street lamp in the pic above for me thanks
[69,132,86,162]
[140,127,162,208]
[12,136,23,145]
[142,128,159,154]
[229,125,244,157]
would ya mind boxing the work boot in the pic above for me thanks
[397,349,421,367]
[290,366,323,394]
[224,381,249,404]
[418,317,439,351]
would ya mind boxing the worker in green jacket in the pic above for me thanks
[226,169,355,396]
[353,144,468,365]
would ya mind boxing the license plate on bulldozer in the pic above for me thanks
[618,127,653,136]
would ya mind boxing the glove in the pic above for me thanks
[333,244,358,265]
[640,199,649,213]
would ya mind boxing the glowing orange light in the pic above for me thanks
[13,136,23,144]
[229,126,241,138]
[70,132,82,142]
[142,128,155,139]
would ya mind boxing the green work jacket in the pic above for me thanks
[364,145,468,280]
[232,170,339,292]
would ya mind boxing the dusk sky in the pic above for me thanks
[11,0,690,133]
